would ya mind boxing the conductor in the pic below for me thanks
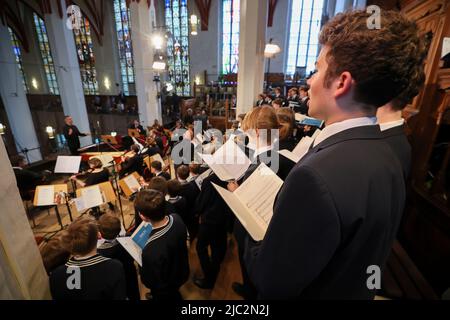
[63,115,89,155]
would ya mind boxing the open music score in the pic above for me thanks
[200,138,251,182]
[278,129,321,163]
[54,156,82,173]
[34,184,68,206]
[118,172,142,198]
[74,181,116,212]
[213,163,283,241]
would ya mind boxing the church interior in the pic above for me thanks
[0,0,449,301]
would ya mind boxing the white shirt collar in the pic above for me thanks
[313,117,377,147]
[178,178,187,184]
[378,119,405,132]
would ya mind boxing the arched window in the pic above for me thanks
[33,13,59,95]
[73,14,98,95]
[285,0,324,76]
[8,27,29,93]
[221,0,240,75]
[165,0,191,96]
[113,0,135,96]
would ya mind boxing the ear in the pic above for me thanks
[139,213,149,222]
[334,71,354,99]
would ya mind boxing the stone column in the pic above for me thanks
[0,23,42,162]
[44,0,92,146]
[236,0,268,116]
[130,1,162,127]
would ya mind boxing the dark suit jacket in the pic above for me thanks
[196,173,232,226]
[244,125,405,299]
[380,124,411,180]
[156,171,171,181]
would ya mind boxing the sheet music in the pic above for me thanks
[54,156,82,173]
[116,222,152,266]
[123,174,141,193]
[235,164,283,226]
[80,185,104,209]
[212,163,283,241]
[278,129,321,163]
[200,139,251,181]
[195,133,204,144]
[36,186,55,206]
[73,197,87,211]
[117,237,143,266]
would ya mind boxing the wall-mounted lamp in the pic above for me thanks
[31,78,39,90]
[111,131,117,137]
[190,14,199,35]
[46,126,55,139]
[195,76,201,85]
[0,123,5,135]
[104,77,111,90]
[264,43,281,58]
[152,34,164,50]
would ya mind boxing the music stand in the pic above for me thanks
[128,129,140,138]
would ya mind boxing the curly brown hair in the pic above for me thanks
[319,10,426,108]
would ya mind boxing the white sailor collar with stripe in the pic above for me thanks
[145,215,174,246]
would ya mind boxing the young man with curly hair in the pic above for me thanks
[244,9,427,300]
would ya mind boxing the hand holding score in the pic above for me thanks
[227,180,239,192]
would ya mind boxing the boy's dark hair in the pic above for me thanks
[167,179,182,197]
[10,155,25,167]
[61,217,98,256]
[177,165,189,180]
[273,98,283,106]
[151,161,162,171]
[146,176,168,195]
[88,157,103,169]
[40,234,70,274]
[319,10,426,109]
[189,162,200,175]
[299,85,309,93]
[98,213,121,240]
[134,189,166,221]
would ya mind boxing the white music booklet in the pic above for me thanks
[201,138,251,181]
[212,163,283,241]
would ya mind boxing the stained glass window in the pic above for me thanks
[165,0,191,96]
[8,27,29,93]
[222,0,240,74]
[113,0,135,96]
[73,15,98,94]
[286,0,324,75]
[33,13,59,95]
